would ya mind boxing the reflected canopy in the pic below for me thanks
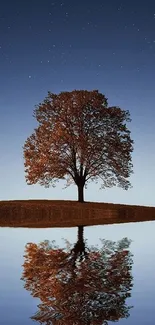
[22,226,133,324]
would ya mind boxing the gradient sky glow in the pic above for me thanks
[1,0,155,205]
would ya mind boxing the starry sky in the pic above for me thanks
[1,0,155,206]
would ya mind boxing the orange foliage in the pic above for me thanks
[23,90,133,201]
[21,233,133,324]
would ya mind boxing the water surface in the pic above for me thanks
[1,221,155,324]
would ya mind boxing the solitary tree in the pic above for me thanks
[24,90,133,202]
[21,234,133,325]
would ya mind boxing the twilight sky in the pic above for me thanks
[0,0,155,206]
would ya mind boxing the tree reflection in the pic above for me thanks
[21,226,133,325]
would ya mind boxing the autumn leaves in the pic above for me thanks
[23,90,133,202]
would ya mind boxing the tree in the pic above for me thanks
[21,229,133,325]
[23,90,133,202]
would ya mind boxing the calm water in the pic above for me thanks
[0,221,155,325]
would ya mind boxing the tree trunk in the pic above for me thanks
[78,225,84,244]
[71,226,88,266]
[78,184,84,202]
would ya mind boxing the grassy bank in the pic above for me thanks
[0,200,155,228]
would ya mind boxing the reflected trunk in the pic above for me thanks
[71,226,88,266]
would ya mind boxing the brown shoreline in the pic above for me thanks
[0,200,155,228]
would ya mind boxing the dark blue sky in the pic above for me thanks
[1,0,155,205]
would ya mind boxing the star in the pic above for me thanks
[118,5,122,11]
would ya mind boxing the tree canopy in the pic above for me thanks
[24,90,134,201]
[21,229,133,325]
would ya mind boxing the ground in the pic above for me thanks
[0,200,155,227]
